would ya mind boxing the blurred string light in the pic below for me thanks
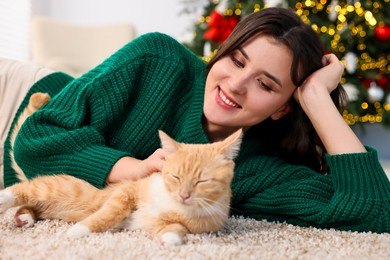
[198,0,390,74]
[343,102,390,125]
[297,0,390,125]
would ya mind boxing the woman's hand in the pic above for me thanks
[294,53,366,155]
[138,148,167,178]
[106,148,167,183]
[294,53,344,113]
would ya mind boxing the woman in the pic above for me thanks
[2,8,389,233]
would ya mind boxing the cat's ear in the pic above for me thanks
[158,130,181,153]
[218,129,243,160]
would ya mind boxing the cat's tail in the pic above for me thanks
[10,92,51,182]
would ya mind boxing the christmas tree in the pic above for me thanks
[182,0,390,127]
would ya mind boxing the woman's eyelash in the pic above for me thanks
[258,80,272,91]
[230,55,244,68]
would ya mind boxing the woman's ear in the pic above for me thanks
[270,104,292,120]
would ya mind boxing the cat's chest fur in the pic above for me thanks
[119,174,191,231]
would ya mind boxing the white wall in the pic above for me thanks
[32,0,201,42]
[0,0,32,60]
[0,0,205,61]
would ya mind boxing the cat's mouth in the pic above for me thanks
[177,195,199,207]
[178,198,192,205]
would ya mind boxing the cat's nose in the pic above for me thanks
[180,193,191,202]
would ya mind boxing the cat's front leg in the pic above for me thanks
[158,223,189,247]
[67,185,136,238]
[66,222,91,238]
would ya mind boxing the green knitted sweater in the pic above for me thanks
[3,33,390,233]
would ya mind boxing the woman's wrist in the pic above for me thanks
[300,89,366,155]
[296,79,330,115]
[300,85,333,118]
[106,156,141,183]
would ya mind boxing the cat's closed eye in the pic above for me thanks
[195,179,209,186]
[171,174,180,181]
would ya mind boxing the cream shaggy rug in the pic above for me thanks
[2,165,390,259]
[1,207,390,260]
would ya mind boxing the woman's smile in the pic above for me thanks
[216,87,242,110]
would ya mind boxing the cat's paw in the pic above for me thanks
[15,213,36,227]
[0,189,15,213]
[160,232,183,247]
[67,223,91,238]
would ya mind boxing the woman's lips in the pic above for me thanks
[216,87,241,110]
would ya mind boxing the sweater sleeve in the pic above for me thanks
[13,32,186,188]
[231,147,390,233]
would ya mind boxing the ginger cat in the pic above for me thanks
[0,93,242,246]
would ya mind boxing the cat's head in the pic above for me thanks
[158,130,242,209]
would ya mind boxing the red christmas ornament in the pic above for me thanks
[375,24,390,41]
[204,10,238,43]
[362,78,374,88]
[377,75,389,88]
[361,76,389,89]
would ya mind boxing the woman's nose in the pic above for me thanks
[228,74,249,95]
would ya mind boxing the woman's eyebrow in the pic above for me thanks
[238,47,249,59]
[239,47,282,88]
[263,71,282,88]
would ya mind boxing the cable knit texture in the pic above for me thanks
[3,33,390,233]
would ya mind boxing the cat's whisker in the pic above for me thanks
[199,197,228,213]
[197,200,217,215]
[195,199,220,226]
[199,197,234,226]
[201,197,232,211]
[203,197,241,213]
[194,198,226,227]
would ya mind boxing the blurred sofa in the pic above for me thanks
[31,16,136,77]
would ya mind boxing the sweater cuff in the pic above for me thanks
[69,145,130,188]
[326,146,390,198]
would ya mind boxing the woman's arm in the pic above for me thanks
[294,54,366,155]
[12,33,183,188]
[231,151,390,233]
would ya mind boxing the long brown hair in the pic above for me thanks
[206,7,347,173]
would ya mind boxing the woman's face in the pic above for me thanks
[203,36,297,138]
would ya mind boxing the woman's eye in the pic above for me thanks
[258,80,272,91]
[230,55,244,68]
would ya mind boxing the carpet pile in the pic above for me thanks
[1,207,390,259]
